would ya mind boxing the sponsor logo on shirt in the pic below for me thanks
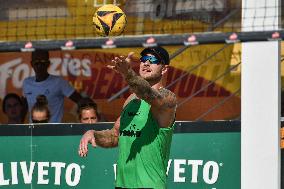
[120,124,142,137]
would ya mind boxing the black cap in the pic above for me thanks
[140,46,170,65]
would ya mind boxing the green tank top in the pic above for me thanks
[115,98,174,189]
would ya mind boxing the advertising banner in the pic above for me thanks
[0,122,241,188]
[0,45,241,123]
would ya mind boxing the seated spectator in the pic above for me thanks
[31,95,50,123]
[77,98,99,123]
[2,93,27,124]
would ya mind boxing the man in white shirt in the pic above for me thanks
[23,50,83,123]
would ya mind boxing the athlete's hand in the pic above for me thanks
[78,130,97,157]
[107,52,134,76]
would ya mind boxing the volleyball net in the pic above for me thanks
[0,0,282,51]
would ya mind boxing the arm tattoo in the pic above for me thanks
[93,129,118,148]
[125,69,162,102]
[158,88,177,109]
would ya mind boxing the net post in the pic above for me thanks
[241,0,281,188]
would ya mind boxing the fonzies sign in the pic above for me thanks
[0,46,240,122]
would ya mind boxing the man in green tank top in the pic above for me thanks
[78,46,177,189]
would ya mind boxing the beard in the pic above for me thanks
[140,71,162,83]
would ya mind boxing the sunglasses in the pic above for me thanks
[32,119,49,123]
[140,55,160,64]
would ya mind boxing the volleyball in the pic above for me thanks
[93,4,127,37]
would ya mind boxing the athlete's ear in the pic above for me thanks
[161,65,168,75]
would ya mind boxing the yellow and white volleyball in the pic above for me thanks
[93,4,127,37]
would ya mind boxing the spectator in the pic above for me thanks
[31,95,50,123]
[23,49,83,123]
[77,98,99,123]
[2,93,27,124]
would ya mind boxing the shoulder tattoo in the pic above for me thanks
[158,88,177,109]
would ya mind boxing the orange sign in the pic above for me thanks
[0,47,240,123]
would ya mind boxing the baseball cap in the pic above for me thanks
[140,46,170,65]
